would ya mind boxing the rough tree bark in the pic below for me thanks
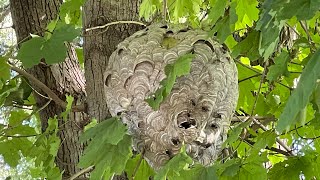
[83,0,143,121]
[10,0,87,178]
[10,0,143,178]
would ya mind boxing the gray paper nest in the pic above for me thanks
[104,24,238,170]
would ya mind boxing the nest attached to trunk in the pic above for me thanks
[104,24,238,170]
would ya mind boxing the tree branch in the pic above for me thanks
[299,20,316,51]
[250,117,294,156]
[9,65,85,112]
[2,134,40,138]
[85,21,146,32]
[68,166,94,180]
[238,74,261,83]
[250,60,268,116]
[244,139,292,156]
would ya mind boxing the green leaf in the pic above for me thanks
[170,0,198,22]
[218,159,242,177]
[4,77,33,106]
[146,53,195,110]
[223,121,251,147]
[17,23,80,67]
[177,165,218,180]
[0,57,10,81]
[43,23,80,64]
[79,118,132,180]
[139,0,161,21]
[8,110,30,126]
[5,110,36,136]
[47,167,62,180]
[0,138,33,167]
[17,36,45,68]
[84,119,98,132]
[80,117,127,145]
[256,0,285,60]
[211,16,232,43]
[79,135,132,180]
[60,95,74,121]
[238,162,267,180]
[276,0,320,21]
[125,154,155,180]
[276,50,320,132]
[231,30,260,61]
[206,0,228,25]
[154,146,193,180]
[234,0,259,29]
[250,130,277,155]
[268,154,317,180]
[59,0,85,25]
[266,51,290,81]
[75,48,84,67]
[29,117,60,173]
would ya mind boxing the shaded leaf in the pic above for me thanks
[17,36,45,68]
[155,146,193,180]
[231,30,260,61]
[276,50,320,132]
[125,154,155,180]
[17,23,80,67]
[266,51,290,81]
[0,57,10,81]
[177,165,218,180]
[79,118,132,180]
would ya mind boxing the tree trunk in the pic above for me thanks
[10,0,143,178]
[83,0,143,121]
[10,0,87,178]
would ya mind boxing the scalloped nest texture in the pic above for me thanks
[104,24,238,170]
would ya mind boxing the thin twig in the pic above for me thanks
[299,20,316,51]
[238,74,261,83]
[295,127,320,140]
[85,21,146,32]
[23,76,51,100]
[285,23,300,37]
[0,99,52,136]
[234,59,261,74]
[277,82,293,90]
[244,139,292,156]
[299,21,312,42]
[231,115,275,122]
[250,117,294,156]
[2,134,40,138]
[68,166,94,180]
[9,64,85,112]
[250,60,268,116]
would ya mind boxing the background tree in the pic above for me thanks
[0,0,320,179]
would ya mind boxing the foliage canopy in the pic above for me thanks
[1,0,320,179]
